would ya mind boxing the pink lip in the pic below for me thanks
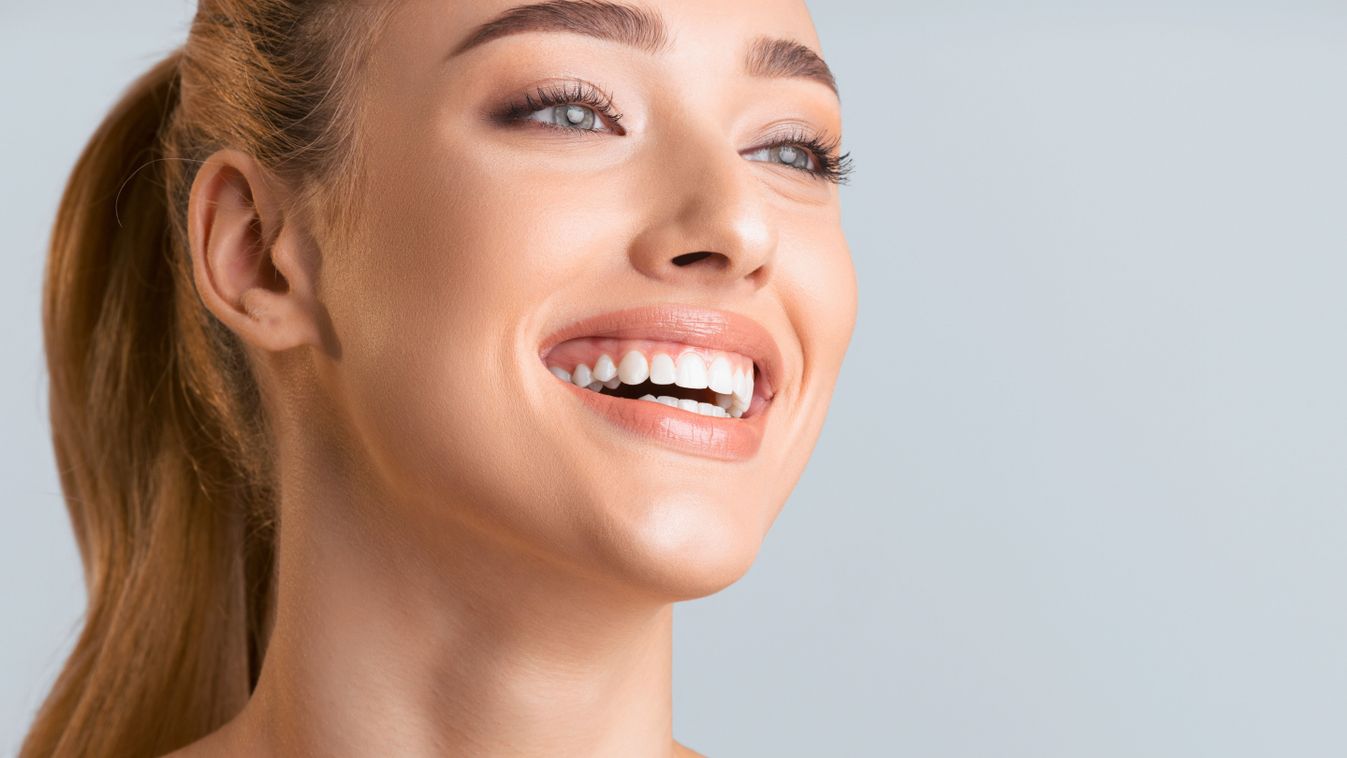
[538,304,784,461]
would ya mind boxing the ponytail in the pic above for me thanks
[24,48,273,758]
[25,3,393,754]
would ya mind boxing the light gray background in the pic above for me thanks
[3,2,1345,756]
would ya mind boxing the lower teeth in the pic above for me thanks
[553,366,748,419]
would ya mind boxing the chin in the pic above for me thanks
[593,487,773,601]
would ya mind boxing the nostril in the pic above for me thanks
[671,252,713,267]
[671,251,724,268]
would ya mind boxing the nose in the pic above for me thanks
[627,131,778,291]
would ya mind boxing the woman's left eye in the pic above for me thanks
[743,144,816,172]
[499,84,851,184]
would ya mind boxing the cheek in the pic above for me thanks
[764,223,857,500]
[318,136,602,541]
[315,115,843,598]
[318,134,769,594]
[809,226,860,346]
[785,220,858,382]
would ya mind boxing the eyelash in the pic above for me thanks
[494,81,855,186]
[758,128,855,186]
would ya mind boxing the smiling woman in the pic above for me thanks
[24,0,856,756]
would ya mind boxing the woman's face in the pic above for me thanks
[323,0,856,597]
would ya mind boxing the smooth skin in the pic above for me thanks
[168,0,855,755]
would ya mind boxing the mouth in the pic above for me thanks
[538,304,783,460]
[544,340,760,419]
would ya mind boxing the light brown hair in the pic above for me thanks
[25,2,392,755]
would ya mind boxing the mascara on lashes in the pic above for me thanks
[491,81,854,184]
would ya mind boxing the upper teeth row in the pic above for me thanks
[548,350,755,417]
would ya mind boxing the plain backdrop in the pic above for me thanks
[3,2,1346,756]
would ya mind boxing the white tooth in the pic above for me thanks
[697,401,725,418]
[715,392,734,409]
[649,353,676,385]
[733,369,753,406]
[731,391,750,412]
[657,395,679,407]
[708,356,734,394]
[587,381,604,391]
[730,407,745,419]
[640,394,659,403]
[677,398,699,412]
[603,377,621,389]
[617,351,650,384]
[675,353,709,390]
[592,354,618,382]
[572,364,593,387]
[549,366,572,383]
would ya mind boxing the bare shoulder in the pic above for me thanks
[674,739,708,758]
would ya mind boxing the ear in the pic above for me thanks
[187,148,325,354]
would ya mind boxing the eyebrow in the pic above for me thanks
[447,0,840,100]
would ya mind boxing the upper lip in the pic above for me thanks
[538,303,783,401]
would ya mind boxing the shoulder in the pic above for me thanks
[674,740,708,758]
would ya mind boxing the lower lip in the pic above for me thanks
[558,380,770,461]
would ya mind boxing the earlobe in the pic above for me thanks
[187,148,325,354]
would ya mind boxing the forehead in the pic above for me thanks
[382,0,824,65]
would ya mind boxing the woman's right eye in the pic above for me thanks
[494,81,628,135]
[525,104,611,133]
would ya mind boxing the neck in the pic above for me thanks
[224,454,682,757]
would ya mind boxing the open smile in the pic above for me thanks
[538,305,783,460]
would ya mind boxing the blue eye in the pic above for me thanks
[744,130,854,185]
[744,144,817,172]
[497,81,626,135]
[524,103,612,133]
[495,81,854,185]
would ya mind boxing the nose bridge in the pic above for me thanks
[627,118,778,288]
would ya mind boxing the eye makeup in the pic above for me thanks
[744,126,854,185]
[490,80,626,134]
[489,78,854,185]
